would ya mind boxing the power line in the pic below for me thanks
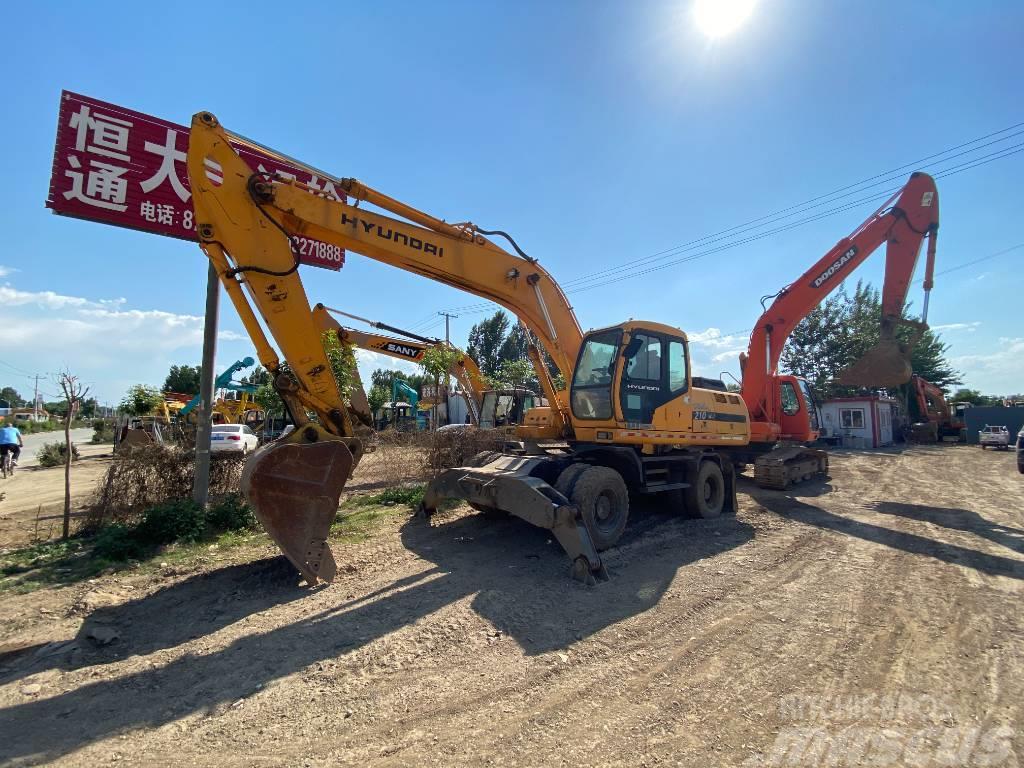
[430,119,1024,318]
[559,124,1024,289]
[564,145,1024,295]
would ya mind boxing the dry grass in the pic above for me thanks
[87,444,244,529]
[86,428,507,526]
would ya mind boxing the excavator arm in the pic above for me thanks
[186,111,587,582]
[741,173,938,427]
[311,304,483,425]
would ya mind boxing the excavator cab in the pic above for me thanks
[776,375,820,442]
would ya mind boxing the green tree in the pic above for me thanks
[0,386,25,407]
[467,310,511,378]
[45,400,69,419]
[367,385,389,416]
[80,397,98,418]
[419,345,463,429]
[119,384,164,416]
[494,358,535,391]
[370,368,427,396]
[163,364,202,395]
[781,280,961,400]
[950,388,1000,406]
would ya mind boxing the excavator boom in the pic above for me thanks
[742,173,938,430]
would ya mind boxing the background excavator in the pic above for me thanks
[184,111,937,584]
[735,172,939,487]
[311,304,542,430]
[180,357,262,426]
[906,375,967,442]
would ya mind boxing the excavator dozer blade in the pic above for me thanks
[835,339,913,388]
[240,437,354,585]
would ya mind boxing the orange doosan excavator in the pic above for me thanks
[736,172,939,485]
[182,111,938,583]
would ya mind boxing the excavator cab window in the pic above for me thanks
[571,330,621,420]
[780,382,800,416]
[798,379,820,430]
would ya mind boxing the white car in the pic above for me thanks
[979,425,1010,450]
[210,424,260,454]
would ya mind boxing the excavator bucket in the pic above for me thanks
[240,433,354,585]
[835,338,913,388]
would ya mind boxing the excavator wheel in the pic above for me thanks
[569,466,629,551]
[684,460,725,519]
[241,425,355,585]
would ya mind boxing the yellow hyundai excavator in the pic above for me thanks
[185,112,936,584]
[311,304,542,430]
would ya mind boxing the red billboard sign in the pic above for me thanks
[46,91,344,270]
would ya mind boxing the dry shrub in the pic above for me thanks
[346,428,505,490]
[423,427,505,477]
[87,444,244,529]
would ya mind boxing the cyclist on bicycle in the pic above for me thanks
[0,422,23,467]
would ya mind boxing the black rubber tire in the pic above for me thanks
[570,466,629,551]
[554,463,589,500]
[684,460,725,519]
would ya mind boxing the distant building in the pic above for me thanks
[820,395,897,449]
[10,408,50,423]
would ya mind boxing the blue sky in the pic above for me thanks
[1,1,1021,406]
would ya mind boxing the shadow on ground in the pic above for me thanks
[0,499,753,764]
[745,480,1024,580]
[870,501,1024,555]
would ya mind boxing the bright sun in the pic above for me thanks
[693,0,757,38]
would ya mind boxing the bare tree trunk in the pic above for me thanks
[63,408,72,539]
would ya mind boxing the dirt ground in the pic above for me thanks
[0,446,112,548]
[0,444,1021,767]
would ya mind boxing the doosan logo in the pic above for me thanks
[811,246,858,288]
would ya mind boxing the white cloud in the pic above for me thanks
[950,337,1024,394]
[931,321,981,333]
[688,327,746,349]
[0,266,16,278]
[0,282,251,402]
[711,348,746,364]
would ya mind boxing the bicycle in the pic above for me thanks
[1,448,14,479]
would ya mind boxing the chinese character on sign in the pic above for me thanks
[141,128,190,202]
[140,201,157,222]
[64,156,129,212]
[156,204,175,226]
[68,104,132,162]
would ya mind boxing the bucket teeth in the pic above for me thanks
[241,437,353,585]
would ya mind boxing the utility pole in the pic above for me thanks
[437,311,458,425]
[438,311,457,344]
[33,374,40,420]
[193,262,220,507]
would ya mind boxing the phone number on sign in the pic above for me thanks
[291,236,344,264]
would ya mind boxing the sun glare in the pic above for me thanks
[693,0,757,38]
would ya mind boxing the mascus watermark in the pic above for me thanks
[743,693,1014,768]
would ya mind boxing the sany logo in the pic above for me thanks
[811,246,858,289]
[375,341,421,359]
[921,191,934,207]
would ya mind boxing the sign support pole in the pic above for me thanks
[192,262,220,507]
